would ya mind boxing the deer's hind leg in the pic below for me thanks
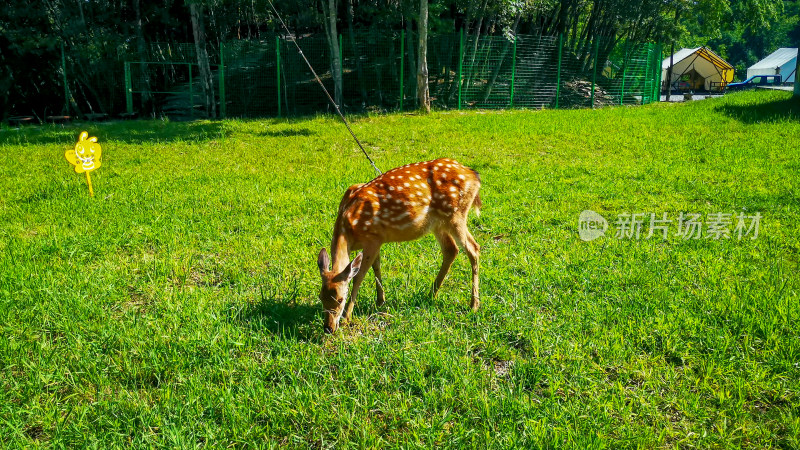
[433,229,459,296]
[450,220,480,311]
[373,250,386,306]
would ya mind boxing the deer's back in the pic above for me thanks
[336,159,481,244]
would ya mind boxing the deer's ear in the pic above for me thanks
[317,248,330,275]
[338,252,362,281]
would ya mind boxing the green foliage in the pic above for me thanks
[679,0,799,80]
[1,91,798,447]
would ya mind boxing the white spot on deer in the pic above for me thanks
[389,186,395,191]
[386,193,393,199]
[404,183,410,188]
[416,191,423,197]
[458,174,466,180]
[450,186,457,192]
[352,218,359,225]
[390,176,395,180]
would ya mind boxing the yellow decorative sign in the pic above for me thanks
[65,131,102,197]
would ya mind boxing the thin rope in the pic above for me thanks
[266,0,382,175]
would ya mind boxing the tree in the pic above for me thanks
[417,0,430,113]
[189,0,216,118]
[794,52,800,97]
[321,0,343,108]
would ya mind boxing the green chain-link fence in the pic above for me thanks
[47,32,661,121]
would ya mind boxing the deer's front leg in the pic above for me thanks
[343,244,380,323]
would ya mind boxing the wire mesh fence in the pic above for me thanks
[37,32,662,121]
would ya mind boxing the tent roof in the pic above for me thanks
[662,47,734,71]
[749,48,798,70]
[662,47,701,69]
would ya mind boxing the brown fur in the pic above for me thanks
[317,158,482,333]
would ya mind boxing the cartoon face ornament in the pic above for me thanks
[66,131,102,173]
[65,131,102,197]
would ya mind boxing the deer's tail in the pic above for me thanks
[472,192,482,217]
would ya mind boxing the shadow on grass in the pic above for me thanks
[715,95,800,123]
[0,120,227,146]
[233,294,321,342]
[257,128,315,138]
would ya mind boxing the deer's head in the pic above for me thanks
[317,248,362,334]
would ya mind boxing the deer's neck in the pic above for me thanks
[330,226,351,274]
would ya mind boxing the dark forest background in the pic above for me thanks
[0,0,797,119]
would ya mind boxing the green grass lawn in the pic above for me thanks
[1,90,799,448]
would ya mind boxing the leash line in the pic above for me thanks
[266,0,382,175]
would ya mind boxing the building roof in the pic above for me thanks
[749,48,798,70]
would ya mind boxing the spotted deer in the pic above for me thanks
[317,158,482,333]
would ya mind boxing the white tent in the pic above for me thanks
[661,47,734,91]
[747,48,797,83]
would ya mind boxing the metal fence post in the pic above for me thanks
[61,43,69,115]
[219,42,226,118]
[509,35,517,107]
[655,45,663,101]
[125,61,133,114]
[400,29,404,111]
[648,45,656,103]
[656,45,663,102]
[591,38,599,108]
[458,28,464,110]
[276,35,281,118]
[555,33,563,109]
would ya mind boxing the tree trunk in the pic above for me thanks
[189,2,216,118]
[417,0,430,113]
[322,0,343,109]
[133,0,152,115]
[463,0,488,98]
[480,13,521,103]
[405,17,417,106]
[794,51,800,97]
[347,0,367,106]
